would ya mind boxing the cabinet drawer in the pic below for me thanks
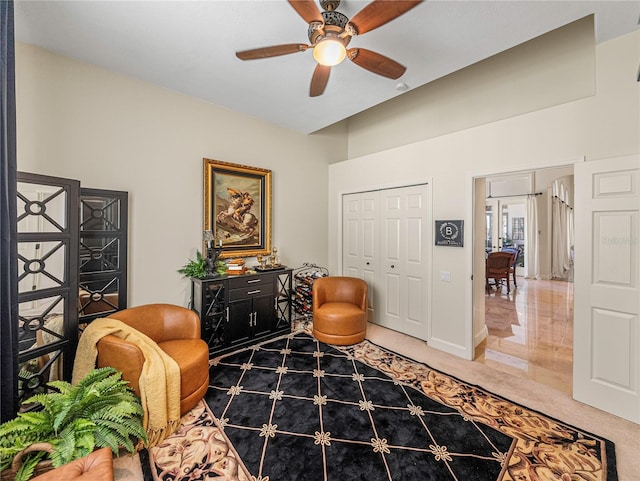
[228,273,273,289]
[229,283,274,301]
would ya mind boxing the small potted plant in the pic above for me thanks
[0,367,147,481]
[178,250,208,278]
[178,250,226,278]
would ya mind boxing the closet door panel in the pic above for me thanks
[343,197,361,274]
[342,191,378,320]
[362,268,376,321]
[379,185,430,339]
[362,194,378,319]
[344,266,360,277]
[362,219,376,259]
[381,272,401,329]
[407,275,423,325]
[407,218,423,263]
[379,192,403,332]
[402,185,430,340]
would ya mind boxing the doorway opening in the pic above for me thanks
[473,166,575,395]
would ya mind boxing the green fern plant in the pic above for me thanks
[0,367,147,481]
[177,250,208,278]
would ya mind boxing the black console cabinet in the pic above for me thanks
[191,268,292,356]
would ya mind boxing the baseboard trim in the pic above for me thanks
[427,337,468,359]
[474,325,488,348]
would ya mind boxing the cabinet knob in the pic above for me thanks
[391,265,395,269]
[366,262,370,265]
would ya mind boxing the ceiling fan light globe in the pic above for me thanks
[313,38,346,66]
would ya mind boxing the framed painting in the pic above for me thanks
[203,158,271,259]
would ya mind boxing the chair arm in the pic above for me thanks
[96,335,144,396]
[355,285,367,311]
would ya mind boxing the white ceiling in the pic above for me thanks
[13,0,640,134]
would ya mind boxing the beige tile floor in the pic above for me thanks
[476,276,574,394]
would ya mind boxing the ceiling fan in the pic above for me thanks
[235,0,421,97]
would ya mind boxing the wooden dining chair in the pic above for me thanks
[486,251,516,293]
[501,246,520,288]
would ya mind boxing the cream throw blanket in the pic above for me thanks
[72,318,181,446]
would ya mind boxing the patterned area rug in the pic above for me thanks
[141,329,617,481]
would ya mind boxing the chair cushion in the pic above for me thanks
[313,301,367,344]
[315,302,366,324]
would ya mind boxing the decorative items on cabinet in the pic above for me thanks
[202,230,225,276]
[254,246,283,271]
[177,251,208,279]
[292,263,329,321]
[190,269,292,356]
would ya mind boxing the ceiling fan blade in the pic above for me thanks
[348,0,421,35]
[310,64,331,97]
[348,48,406,79]
[288,0,323,24]
[236,44,309,60]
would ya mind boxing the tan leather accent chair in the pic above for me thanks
[312,277,368,345]
[96,304,209,416]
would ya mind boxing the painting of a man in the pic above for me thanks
[214,174,261,246]
[204,158,271,258]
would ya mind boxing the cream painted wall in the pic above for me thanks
[329,31,640,358]
[15,42,348,307]
[346,16,596,159]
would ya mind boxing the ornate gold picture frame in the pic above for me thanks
[203,158,272,259]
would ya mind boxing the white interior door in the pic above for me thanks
[574,155,639,424]
[379,185,430,340]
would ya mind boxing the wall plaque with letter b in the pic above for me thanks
[435,220,464,247]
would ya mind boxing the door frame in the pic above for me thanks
[465,156,584,359]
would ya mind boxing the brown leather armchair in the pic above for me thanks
[312,277,368,345]
[96,304,209,416]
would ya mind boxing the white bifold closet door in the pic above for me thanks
[342,184,431,341]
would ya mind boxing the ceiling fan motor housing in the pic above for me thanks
[308,10,352,47]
